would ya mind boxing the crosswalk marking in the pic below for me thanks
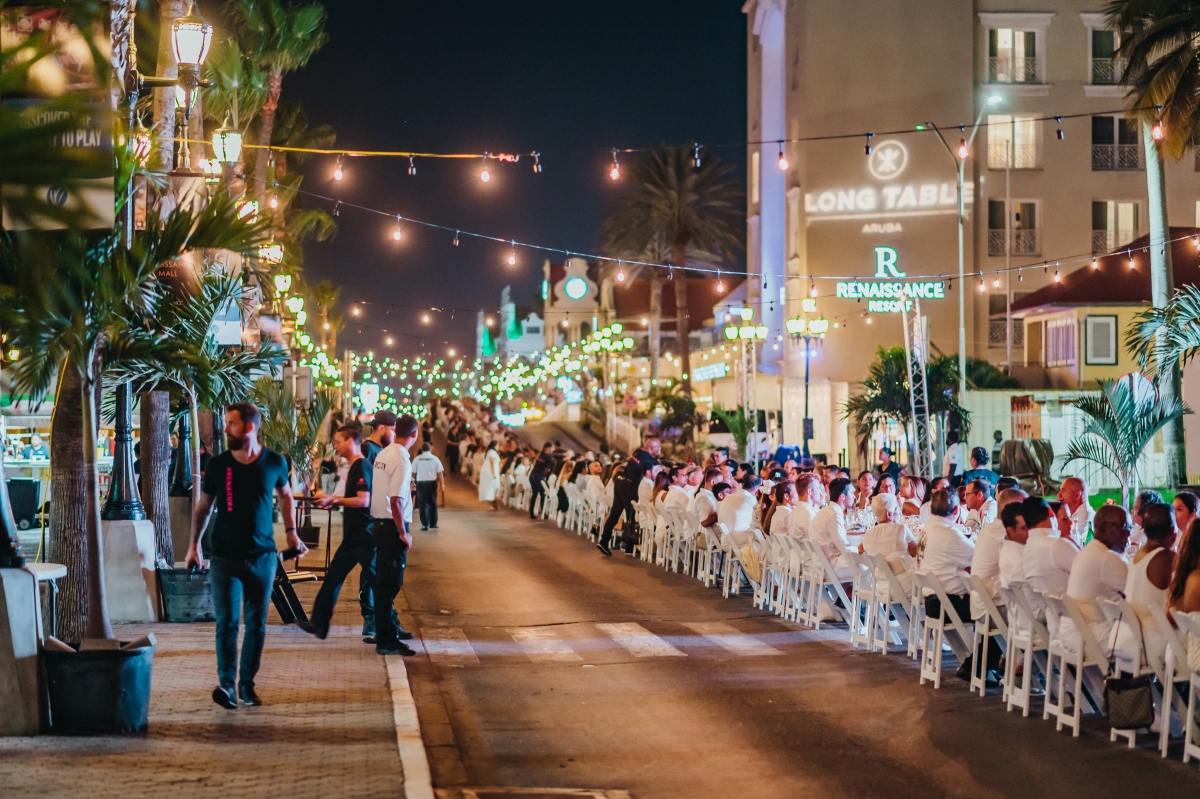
[682,621,783,656]
[595,622,687,658]
[421,627,479,665]
[508,627,583,662]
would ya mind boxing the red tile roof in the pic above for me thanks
[1009,228,1200,314]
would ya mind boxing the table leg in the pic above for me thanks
[49,579,58,639]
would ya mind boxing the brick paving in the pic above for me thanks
[0,520,408,799]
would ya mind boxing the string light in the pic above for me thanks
[453,230,459,246]
[532,152,542,173]
[352,306,361,316]
[1054,265,1061,282]
[865,314,872,325]
[693,142,702,168]
[385,336,394,345]
[1017,268,1022,282]
[609,149,621,181]
[408,156,416,176]
[507,240,516,266]
[993,275,1000,288]
[1128,249,1135,269]
[480,154,491,183]
[333,155,343,181]
[864,132,873,156]
[616,259,625,282]
[1152,118,1165,141]
[978,276,986,292]
[809,277,817,298]
[268,194,278,209]
[716,269,724,293]
[333,200,340,217]
[1055,115,1064,140]
[777,142,788,171]
[1193,233,1198,249]
[1092,256,1099,270]
[957,138,969,159]
[392,215,403,241]
[422,314,430,324]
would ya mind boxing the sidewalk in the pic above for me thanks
[0,525,426,798]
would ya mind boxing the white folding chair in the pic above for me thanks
[863,552,912,653]
[1144,602,1193,758]
[965,572,1007,698]
[1044,593,1107,737]
[1169,610,1200,764]
[913,571,973,690]
[844,550,877,650]
[806,543,853,630]
[696,527,723,588]
[1097,597,1158,748]
[997,584,1050,717]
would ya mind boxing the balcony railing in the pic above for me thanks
[988,319,1025,348]
[986,142,1038,170]
[1091,57,1124,85]
[1092,229,1138,253]
[1091,143,1142,171]
[989,56,1040,84]
[988,229,1040,256]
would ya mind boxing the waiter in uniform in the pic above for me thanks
[597,437,661,556]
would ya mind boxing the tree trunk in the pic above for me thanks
[1143,120,1187,488]
[648,268,662,382]
[80,365,113,641]
[49,363,88,642]
[671,243,692,397]
[152,0,186,170]
[140,390,172,563]
[253,69,283,203]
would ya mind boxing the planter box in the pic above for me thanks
[157,568,214,622]
[44,641,154,735]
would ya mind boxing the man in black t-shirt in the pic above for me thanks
[188,402,306,710]
[300,425,376,639]
[598,437,661,555]
[527,441,555,518]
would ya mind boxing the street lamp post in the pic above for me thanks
[785,315,830,458]
[724,313,768,465]
[927,94,1001,401]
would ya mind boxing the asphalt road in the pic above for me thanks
[400,476,1200,799]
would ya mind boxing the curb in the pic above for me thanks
[385,654,435,799]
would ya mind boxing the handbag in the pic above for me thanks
[1102,612,1156,729]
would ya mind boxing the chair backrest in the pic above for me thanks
[1000,584,1050,646]
[914,571,970,632]
[1046,592,1107,665]
[1145,602,1190,679]
[843,550,873,590]
[1170,610,1200,661]
[865,552,908,607]
[1097,598,1141,672]
[965,572,1008,636]
[702,527,722,552]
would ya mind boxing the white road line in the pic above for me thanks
[596,622,687,658]
[384,655,434,799]
[682,621,783,656]
[508,627,583,662]
[421,627,479,665]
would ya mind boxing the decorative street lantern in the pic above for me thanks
[211,113,243,166]
[172,2,214,70]
[273,272,293,293]
[259,241,284,265]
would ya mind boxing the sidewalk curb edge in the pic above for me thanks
[385,654,435,799]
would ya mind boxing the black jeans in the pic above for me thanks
[528,476,546,518]
[309,530,375,632]
[210,551,277,692]
[445,444,459,474]
[601,482,635,550]
[372,518,409,647]
[416,481,439,528]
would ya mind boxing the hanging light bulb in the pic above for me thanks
[333,155,344,181]
[352,306,361,316]
[532,152,542,173]
[408,156,416,176]
[865,132,874,156]
[957,138,969,159]
[507,240,516,266]
[393,215,403,241]
[978,276,986,292]
[453,230,460,246]
[422,314,430,324]
[810,277,818,298]
[993,275,1000,288]
[1055,115,1064,140]
[716,270,725,293]
[1054,266,1061,282]
[1092,256,1099,270]
[1129,249,1135,269]
[386,336,394,346]
[480,154,491,183]
[1017,268,1023,282]
[1194,234,1199,249]
[609,149,621,181]
[1152,118,1165,140]
[866,314,873,325]
[616,260,625,282]
[693,142,702,168]
[268,194,278,210]
[777,142,789,171]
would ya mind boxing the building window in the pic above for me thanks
[988,199,1040,256]
[1046,318,1077,367]
[987,115,1038,169]
[1092,116,1142,170]
[1090,29,1122,84]
[1085,315,1118,365]
[989,28,1039,83]
[1092,201,1139,252]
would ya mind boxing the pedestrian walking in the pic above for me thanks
[369,413,421,656]
[527,441,554,518]
[186,402,306,710]
[298,425,374,639]
[413,442,444,530]
[598,437,661,556]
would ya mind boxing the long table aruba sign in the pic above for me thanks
[834,247,945,313]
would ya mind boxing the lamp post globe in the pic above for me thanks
[172,2,214,69]
[273,272,293,294]
[212,114,243,166]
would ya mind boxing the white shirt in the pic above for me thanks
[969,519,1006,619]
[787,500,818,539]
[637,477,653,506]
[944,443,964,477]
[689,487,717,521]
[1060,538,1128,655]
[412,451,444,482]
[1070,502,1095,543]
[964,498,997,534]
[1023,526,1078,598]
[861,522,914,558]
[370,443,413,526]
[998,540,1026,589]
[717,489,757,546]
[769,505,792,536]
[919,515,974,596]
[586,475,607,506]
[809,503,851,567]
[662,484,690,512]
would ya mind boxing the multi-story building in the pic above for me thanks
[738,0,1200,465]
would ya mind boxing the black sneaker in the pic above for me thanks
[597,542,613,557]
[397,629,415,641]
[296,621,328,640]
[212,686,237,710]
[363,636,377,644]
[955,657,974,682]
[376,642,416,656]
[421,526,428,531]
[238,684,263,707]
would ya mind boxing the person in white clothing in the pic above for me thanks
[808,477,856,581]
[919,489,988,678]
[689,468,722,528]
[919,476,951,520]
[943,430,964,483]
[637,469,657,507]
[787,473,822,539]
[1057,477,1094,545]
[1111,502,1174,667]
[968,488,1026,622]
[1128,489,1163,548]
[860,492,916,594]
[1017,496,1078,642]
[767,480,797,536]
[477,440,501,509]
[997,502,1031,634]
[962,478,997,535]
[1059,505,1130,658]
[653,466,691,546]
[717,475,760,548]
[684,465,702,498]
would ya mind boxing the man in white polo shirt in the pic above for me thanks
[808,477,855,581]
[370,414,420,656]
[412,442,444,531]
[787,473,822,539]
[717,475,760,548]
[1059,504,1130,658]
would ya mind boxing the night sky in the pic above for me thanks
[285,1,747,358]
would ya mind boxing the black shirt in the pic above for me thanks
[342,458,371,539]
[530,452,554,480]
[621,448,660,485]
[875,461,901,483]
[362,438,383,490]
[201,448,290,559]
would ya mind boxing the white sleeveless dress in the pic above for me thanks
[1109,547,1169,667]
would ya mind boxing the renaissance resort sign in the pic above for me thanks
[834,247,945,313]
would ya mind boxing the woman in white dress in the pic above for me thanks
[478,440,501,509]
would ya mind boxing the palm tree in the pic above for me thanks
[602,146,744,397]
[252,376,335,493]
[1061,376,1188,508]
[225,0,329,202]
[1128,283,1200,367]
[1107,0,1194,487]
[711,405,754,459]
[310,279,340,350]
[114,270,285,555]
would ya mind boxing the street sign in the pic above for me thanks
[622,393,638,410]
